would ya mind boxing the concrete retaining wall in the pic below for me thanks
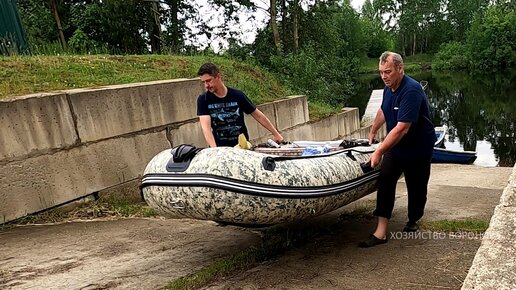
[0,80,370,223]
[0,79,203,223]
[68,79,200,143]
[462,164,516,290]
[0,93,78,162]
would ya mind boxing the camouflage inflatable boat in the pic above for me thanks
[141,144,379,226]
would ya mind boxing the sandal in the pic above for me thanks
[359,234,388,248]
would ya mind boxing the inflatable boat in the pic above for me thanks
[141,142,379,226]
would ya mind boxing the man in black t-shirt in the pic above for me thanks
[359,51,436,248]
[196,63,284,147]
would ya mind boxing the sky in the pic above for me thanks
[189,0,366,51]
[350,0,366,11]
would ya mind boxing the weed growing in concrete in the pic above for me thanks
[338,199,376,221]
[0,194,157,230]
[421,219,489,233]
[164,224,327,290]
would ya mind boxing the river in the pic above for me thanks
[350,69,516,167]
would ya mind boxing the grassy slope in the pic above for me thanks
[1,54,431,119]
[0,55,289,103]
[0,54,342,119]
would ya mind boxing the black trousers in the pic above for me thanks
[373,151,432,221]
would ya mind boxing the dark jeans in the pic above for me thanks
[373,151,432,221]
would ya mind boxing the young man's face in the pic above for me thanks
[200,73,222,93]
[379,56,404,89]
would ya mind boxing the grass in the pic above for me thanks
[306,100,341,120]
[359,53,433,74]
[1,53,434,123]
[165,238,282,290]
[338,199,376,220]
[360,57,381,73]
[0,54,289,103]
[164,224,324,290]
[0,54,341,120]
[0,194,157,231]
[421,218,490,233]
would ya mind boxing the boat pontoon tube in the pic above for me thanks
[141,145,379,225]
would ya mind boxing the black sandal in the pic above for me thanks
[358,234,388,248]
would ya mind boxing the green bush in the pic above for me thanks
[269,46,356,107]
[68,29,107,54]
[432,41,469,70]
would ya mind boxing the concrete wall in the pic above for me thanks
[0,79,203,223]
[462,164,516,290]
[0,93,78,162]
[67,79,200,143]
[0,80,371,223]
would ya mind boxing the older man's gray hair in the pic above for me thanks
[380,51,404,67]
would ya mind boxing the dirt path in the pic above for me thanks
[203,218,482,290]
[204,164,511,290]
[0,164,511,290]
[0,219,260,290]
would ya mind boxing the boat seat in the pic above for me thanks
[172,144,203,162]
[167,144,203,172]
[339,139,370,148]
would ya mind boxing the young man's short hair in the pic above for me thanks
[197,63,220,76]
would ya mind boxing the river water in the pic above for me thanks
[350,70,516,167]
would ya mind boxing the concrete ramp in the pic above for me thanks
[361,89,383,126]
[462,164,516,290]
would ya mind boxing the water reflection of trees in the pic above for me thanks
[351,74,384,118]
[423,70,516,166]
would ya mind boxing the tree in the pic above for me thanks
[73,0,150,53]
[148,0,162,53]
[17,0,74,46]
[292,0,299,51]
[360,0,394,57]
[466,5,516,70]
[445,0,489,41]
[372,0,448,56]
[253,1,365,106]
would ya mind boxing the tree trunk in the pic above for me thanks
[169,0,180,53]
[421,32,426,54]
[400,35,406,57]
[412,32,416,56]
[270,0,282,54]
[49,0,66,49]
[293,0,299,52]
[281,0,287,46]
[150,1,161,53]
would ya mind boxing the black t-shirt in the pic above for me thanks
[381,75,436,159]
[197,87,256,147]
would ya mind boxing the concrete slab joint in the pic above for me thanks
[67,79,203,143]
[273,95,309,132]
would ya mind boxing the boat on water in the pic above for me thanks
[141,142,379,226]
[434,126,446,148]
[432,147,477,164]
[431,125,477,164]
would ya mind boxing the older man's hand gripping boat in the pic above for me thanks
[140,141,380,226]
